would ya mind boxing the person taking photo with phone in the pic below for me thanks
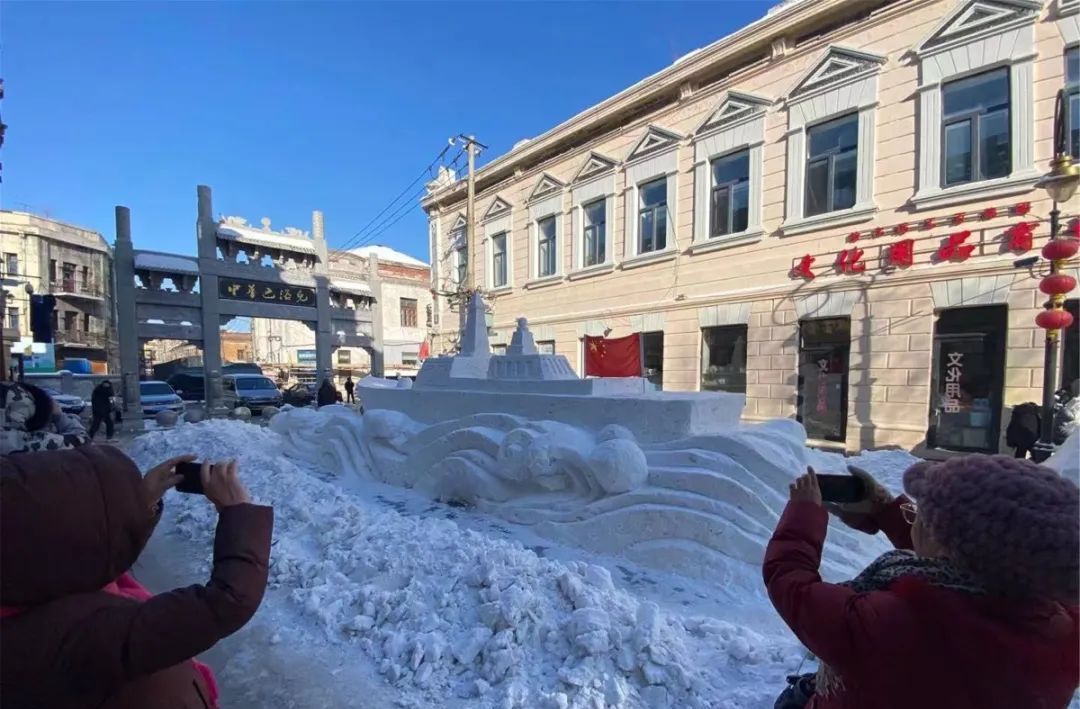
[0,446,273,709]
[765,457,1079,709]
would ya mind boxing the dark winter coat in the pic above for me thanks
[317,381,337,407]
[763,498,1079,709]
[344,379,355,394]
[91,382,114,417]
[1006,402,1041,451]
[0,445,274,709]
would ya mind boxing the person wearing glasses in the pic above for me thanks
[764,457,1078,709]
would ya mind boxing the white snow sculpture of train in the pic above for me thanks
[271,293,890,581]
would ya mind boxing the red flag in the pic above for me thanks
[584,334,641,377]
[418,339,431,361]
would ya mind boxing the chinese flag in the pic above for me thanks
[584,334,641,377]
[418,339,431,361]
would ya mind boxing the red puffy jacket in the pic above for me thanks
[763,498,1079,709]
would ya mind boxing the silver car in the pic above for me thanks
[222,374,283,414]
[139,380,185,418]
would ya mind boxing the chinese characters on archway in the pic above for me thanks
[219,278,316,307]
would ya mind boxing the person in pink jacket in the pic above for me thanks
[764,455,1079,709]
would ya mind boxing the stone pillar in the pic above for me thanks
[196,185,226,416]
[113,206,142,419]
[368,254,384,377]
[312,210,335,384]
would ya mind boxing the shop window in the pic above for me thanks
[537,340,555,355]
[1062,299,1079,393]
[928,305,1006,453]
[643,331,664,389]
[700,325,748,394]
[797,317,851,442]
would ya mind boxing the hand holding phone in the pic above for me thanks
[815,473,867,504]
[175,461,205,495]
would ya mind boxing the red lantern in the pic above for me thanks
[1040,273,1078,295]
[1036,309,1075,330]
[1042,238,1080,261]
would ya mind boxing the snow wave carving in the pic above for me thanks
[270,408,888,581]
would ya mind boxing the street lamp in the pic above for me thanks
[1031,88,1080,463]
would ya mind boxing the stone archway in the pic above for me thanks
[113,185,383,416]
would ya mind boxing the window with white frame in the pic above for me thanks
[805,114,859,217]
[1067,47,1079,161]
[912,0,1040,208]
[781,46,882,235]
[537,216,558,277]
[582,200,606,267]
[491,233,508,288]
[710,150,750,236]
[638,178,668,254]
[941,68,1010,187]
[450,225,467,285]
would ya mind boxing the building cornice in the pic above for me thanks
[423,0,915,213]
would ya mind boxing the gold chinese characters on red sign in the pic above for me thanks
[219,278,316,307]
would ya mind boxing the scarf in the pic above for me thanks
[814,550,985,696]
[0,573,220,708]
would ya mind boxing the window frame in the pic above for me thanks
[3,252,17,276]
[939,68,1011,188]
[700,324,749,394]
[708,149,751,238]
[803,112,860,218]
[7,306,19,331]
[399,297,418,328]
[536,215,558,278]
[637,177,668,255]
[582,199,607,268]
[1067,47,1079,161]
[449,227,467,286]
[490,232,508,289]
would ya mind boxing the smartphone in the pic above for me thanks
[175,461,204,495]
[816,474,867,504]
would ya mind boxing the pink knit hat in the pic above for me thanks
[903,454,1079,602]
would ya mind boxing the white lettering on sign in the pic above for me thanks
[943,352,963,413]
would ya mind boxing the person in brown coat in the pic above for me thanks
[0,445,273,708]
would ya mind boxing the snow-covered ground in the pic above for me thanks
[125,419,1057,708]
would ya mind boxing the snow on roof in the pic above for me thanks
[349,244,427,268]
[330,278,373,296]
[217,221,316,255]
[134,251,199,275]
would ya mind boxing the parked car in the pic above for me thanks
[139,380,185,418]
[223,374,283,414]
[167,372,206,401]
[41,387,86,416]
[282,382,316,407]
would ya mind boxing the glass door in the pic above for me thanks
[797,317,851,442]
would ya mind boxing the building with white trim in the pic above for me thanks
[424,0,1080,454]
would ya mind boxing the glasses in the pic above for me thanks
[900,502,918,525]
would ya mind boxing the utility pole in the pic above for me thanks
[458,134,487,294]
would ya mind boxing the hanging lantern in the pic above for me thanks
[1042,238,1079,261]
[1040,273,1078,295]
[1036,309,1075,330]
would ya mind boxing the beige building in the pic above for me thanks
[0,210,117,372]
[424,0,1080,454]
[251,244,432,381]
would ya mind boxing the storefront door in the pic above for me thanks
[797,317,851,443]
[927,305,1006,453]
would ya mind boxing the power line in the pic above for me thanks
[343,149,467,255]
[329,142,461,258]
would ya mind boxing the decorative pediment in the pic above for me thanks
[626,125,682,162]
[695,90,772,135]
[528,173,565,201]
[482,196,512,221]
[448,214,467,248]
[573,151,617,182]
[450,213,467,231]
[915,0,1039,54]
[789,46,885,100]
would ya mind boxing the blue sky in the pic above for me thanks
[3,1,769,263]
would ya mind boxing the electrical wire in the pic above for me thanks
[328,143,462,258]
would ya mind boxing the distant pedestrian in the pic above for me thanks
[1006,402,1040,459]
[88,380,116,440]
[344,376,355,404]
[317,378,337,408]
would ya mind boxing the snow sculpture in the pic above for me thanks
[155,410,178,428]
[269,293,890,581]
[232,406,252,421]
[261,405,280,421]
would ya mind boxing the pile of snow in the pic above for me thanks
[350,244,428,268]
[127,421,803,709]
